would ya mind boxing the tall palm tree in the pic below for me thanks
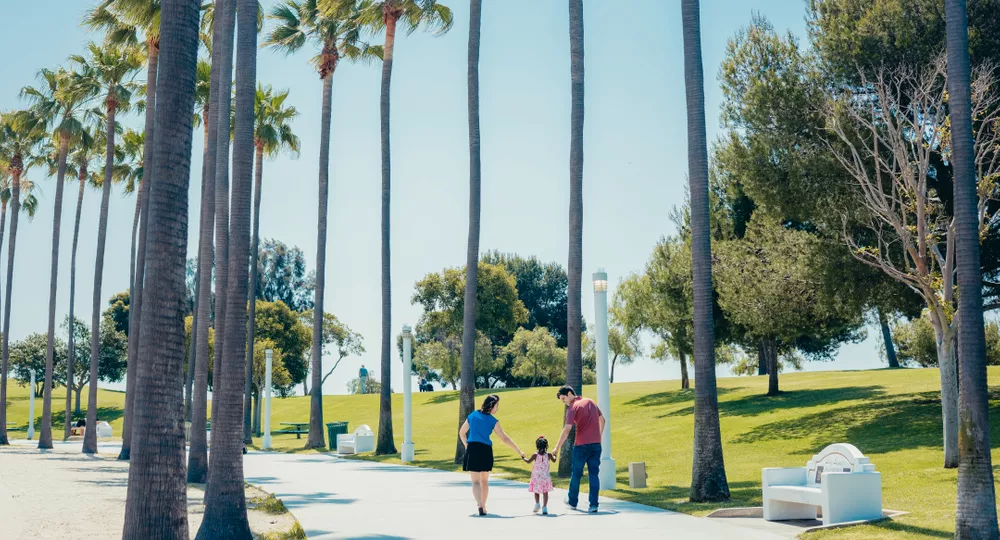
[0,110,46,446]
[62,127,105,440]
[186,59,211,423]
[196,0,256,536]
[266,0,380,449]
[85,0,161,461]
[945,0,999,536]
[354,0,453,456]
[682,0,729,502]
[72,41,143,455]
[455,0,481,465]
[22,66,93,450]
[120,0,199,536]
[242,83,300,443]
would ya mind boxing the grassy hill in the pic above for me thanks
[6,367,999,538]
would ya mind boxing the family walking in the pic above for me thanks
[458,386,605,517]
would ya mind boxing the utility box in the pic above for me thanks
[629,462,648,488]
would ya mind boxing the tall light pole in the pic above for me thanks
[262,348,273,450]
[594,269,616,489]
[27,369,35,440]
[402,325,414,463]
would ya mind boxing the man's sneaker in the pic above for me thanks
[588,506,599,514]
[533,503,541,514]
[564,495,576,509]
[542,506,549,515]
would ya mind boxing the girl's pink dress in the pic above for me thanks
[528,453,553,494]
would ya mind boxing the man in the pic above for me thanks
[359,365,369,395]
[553,385,604,513]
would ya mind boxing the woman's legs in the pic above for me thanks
[480,472,491,510]
[470,472,483,508]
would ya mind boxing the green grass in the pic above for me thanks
[8,368,1000,538]
[250,492,289,515]
[3,384,126,436]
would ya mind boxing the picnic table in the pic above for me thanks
[278,422,310,439]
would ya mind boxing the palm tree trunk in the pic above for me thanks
[186,267,200,422]
[186,107,209,426]
[376,14,399,456]
[456,0,483,465]
[683,0,729,503]
[243,144,264,445]
[0,200,5,445]
[0,168,23,446]
[40,136,70,450]
[679,350,689,390]
[120,37,160,461]
[948,0,1000,533]
[196,0,255,535]
[188,0,228,484]
[121,2,199,536]
[83,101,118,455]
[876,308,899,368]
[66,171,86,440]
[307,68,335,449]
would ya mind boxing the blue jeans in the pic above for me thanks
[568,442,601,509]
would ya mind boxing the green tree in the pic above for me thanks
[253,300,311,391]
[256,239,314,311]
[64,316,128,414]
[481,252,573,347]
[250,340,292,436]
[416,338,460,389]
[299,309,364,395]
[502,327,566,388]
[10,334,67,397]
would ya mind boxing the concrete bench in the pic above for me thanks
[763,443,882,526]
[337,425,375,455]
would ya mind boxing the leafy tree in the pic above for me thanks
[250,339,292,436]
[106,291,130,336]
[299,309,364,396]
[10,333,67,396]
[501,327,566,388]
[252,300,310,392]
[65,316,128,414]
[256,239,315,311]
[416,338,460,389]
[482,252,572,347]
[347,375,381,395]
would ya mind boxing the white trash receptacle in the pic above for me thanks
[628,462,647,488]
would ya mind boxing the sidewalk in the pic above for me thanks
[242,451,787,540]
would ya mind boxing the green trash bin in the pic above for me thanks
[326,422,349,450]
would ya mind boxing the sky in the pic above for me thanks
[0,0,895,396]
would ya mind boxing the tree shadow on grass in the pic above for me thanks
[625,387,741,408]
[663,386,887,419]
[424,386,531,406]
[615,480,762,514]
[50,406,124,429]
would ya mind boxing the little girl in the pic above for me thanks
[524,435,556,515]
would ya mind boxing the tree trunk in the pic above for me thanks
[188,0,228,484]
[610,356,617,384]
[456,0,483,465]
[83,100,118,456]
[75,386,82,415]
[766,338,779,396]
[40,135,70,450]
[66,172,86,440]
[0,169,22,447]
[683,0,730,503]
[303,379,308,397]
[196,0,255,534]
[946,0,1000,534]
[186,266,199,422]
[679,351,690,389]
[757,340,767,375]
[0,200,6,446]
[877,308,900,368]
[932,320,960,469]
[120,1,198,536]
[252,391,261,437]
[120,37,160,462]
[376,14,398,457]
[244,144,263,445]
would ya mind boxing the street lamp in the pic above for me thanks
[402,325,415,463]
[27,369,35,440]
[262,349,273,450]
[593,269,616,489]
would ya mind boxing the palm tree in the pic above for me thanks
[354,0,453,456]
[455,0,481,465]
[120,0,199,535]
[265,0,380,449]
[0,110,46,446]
[682,0,729,502]
[196,0,256,536]
[72,41,143,455]
[242,83,300,443]
[21,67,92,449]
[62,127,104,440]
[945,0,999,536]
[85,0,160,461]
[186,59,211,424]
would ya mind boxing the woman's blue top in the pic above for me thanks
[467,410,498,446]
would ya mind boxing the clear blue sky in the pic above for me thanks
[0,0,888,396]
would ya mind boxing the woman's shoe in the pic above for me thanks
[478,507,486,516]
[533,503,541,514]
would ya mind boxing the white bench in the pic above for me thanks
[763,443,882,526]
[337,425,375,455]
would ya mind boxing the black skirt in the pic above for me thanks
[463,442,494,472]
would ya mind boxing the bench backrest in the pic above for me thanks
[805,443,876,486]
[355,424,374,436]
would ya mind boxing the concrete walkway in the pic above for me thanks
[243,451,786,540]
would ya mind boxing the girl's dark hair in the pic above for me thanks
[480,394,500,414]
[536,436,549,454]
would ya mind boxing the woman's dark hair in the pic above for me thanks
[480,394,500,414]
[536,435,549,454]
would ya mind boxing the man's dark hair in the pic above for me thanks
[556,386,576,398]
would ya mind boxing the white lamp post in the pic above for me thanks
[594,269,616,489]
[401,325,415,463]
[27,369,35,440]
[262,348,273,450]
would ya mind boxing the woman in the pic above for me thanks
[459,394,525,516]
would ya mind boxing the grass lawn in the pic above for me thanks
[7,367,999,538]
[4,384,126,437]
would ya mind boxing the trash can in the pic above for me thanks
[326,422,349,450]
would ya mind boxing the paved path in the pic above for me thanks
[243,451,787,540]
